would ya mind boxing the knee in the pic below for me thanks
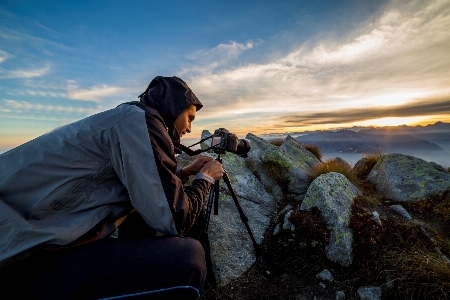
[179,238,206,273]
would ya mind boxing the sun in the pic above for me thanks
[356,117,431,127]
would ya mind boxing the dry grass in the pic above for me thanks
[351,199,450,299]
[260,160,290,197]
[307,157,362,189]
[353,148,383,178]
[302,143,322,161]
[382,247,450,298]
[269,139,283,147]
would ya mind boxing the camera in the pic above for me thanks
[210,128,251,157]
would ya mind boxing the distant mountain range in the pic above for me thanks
[261,122,450,168]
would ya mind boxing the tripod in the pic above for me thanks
[201,154,261,258]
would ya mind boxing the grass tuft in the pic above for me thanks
[307,157,362,188]
[302,143,322,161]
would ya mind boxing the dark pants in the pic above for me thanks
[0,215,206,300]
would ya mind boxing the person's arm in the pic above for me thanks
[106,107,221,235]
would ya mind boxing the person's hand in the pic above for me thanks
[180,155,214,178]
[200,160,223,181]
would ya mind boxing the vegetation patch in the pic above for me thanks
[307,157,362,189]
[269,139,283,147]
[353,147,383,178]
[260,160,290,198]
[350,199,450,299]
[302,143,323,161]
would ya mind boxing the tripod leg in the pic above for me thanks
[221,172,262,257]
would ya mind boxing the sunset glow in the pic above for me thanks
[1,0,449,151]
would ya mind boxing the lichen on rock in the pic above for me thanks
[300,172,361,267]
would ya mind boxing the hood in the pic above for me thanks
[138,76,203,140]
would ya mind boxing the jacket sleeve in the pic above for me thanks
[105,108,211,236]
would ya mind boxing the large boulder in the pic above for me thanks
[206,151,276,286]
[185,132,277,287]
[244,133,284,200]
[368,153,450,202]
[256,135,321,201]
[300,172,361,267]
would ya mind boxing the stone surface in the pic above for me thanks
[372,211,382,226]
[336,290,346,300]
[204,150,277,287]
[316,269,334,283]
[260,135,321,201]
[368,153,450,202]
[300,172,361,267]
[389,205,413,220]
[356,286,382,300]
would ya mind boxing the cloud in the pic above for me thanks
[185,0,450,125]
[188,40,255,61]
[0,49,10,63]
[277,95,450,126]
[66,81,128,102]
[0,65,50,79]
[182,40,257,75]
[2,99,99,114]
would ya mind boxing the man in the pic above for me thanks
[0,76,223,299]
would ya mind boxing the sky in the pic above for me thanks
[0,0,449,151]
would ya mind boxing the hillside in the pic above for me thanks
[179,133,450,300]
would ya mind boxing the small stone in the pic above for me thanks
[311,240,318,247]
[372,211,382,226]
[356,286,382,300]
[316,269,334,283]
[389,205,413,220]
[336,290,345,300]
[385,274,394,289]
[273,224,281,235]
[265,270,270,275]
[299,241,307,249]
[319,282,326,289]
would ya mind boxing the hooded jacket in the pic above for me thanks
[0,76,211,268]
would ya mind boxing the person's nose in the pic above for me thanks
[186,124,191,133]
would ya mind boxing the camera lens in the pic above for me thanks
[236,139,251,157]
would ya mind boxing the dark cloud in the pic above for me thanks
[279,96,450,126]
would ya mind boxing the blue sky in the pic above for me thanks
[1,0,449,151]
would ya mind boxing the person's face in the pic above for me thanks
[174,105,196,137]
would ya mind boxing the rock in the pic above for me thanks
[434,247,450,266]
[273,224,281,236]
[282,210,296,232]
[207,192,270,287]
[316,269,334,283]
[336,290,346,300]
[385,274,394,289]
[334,157,351,168]
[259,135,321,201]
[372,211,382,226]
[201,130,213,149]
[244,133,284,200]
[204,149,277,287]
[430,162,447,173]
[389,205,413,220]
[368,153,450,202]
[300,172,361,267]
[356,286,382,300]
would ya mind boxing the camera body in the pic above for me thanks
[210,128,251,157]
